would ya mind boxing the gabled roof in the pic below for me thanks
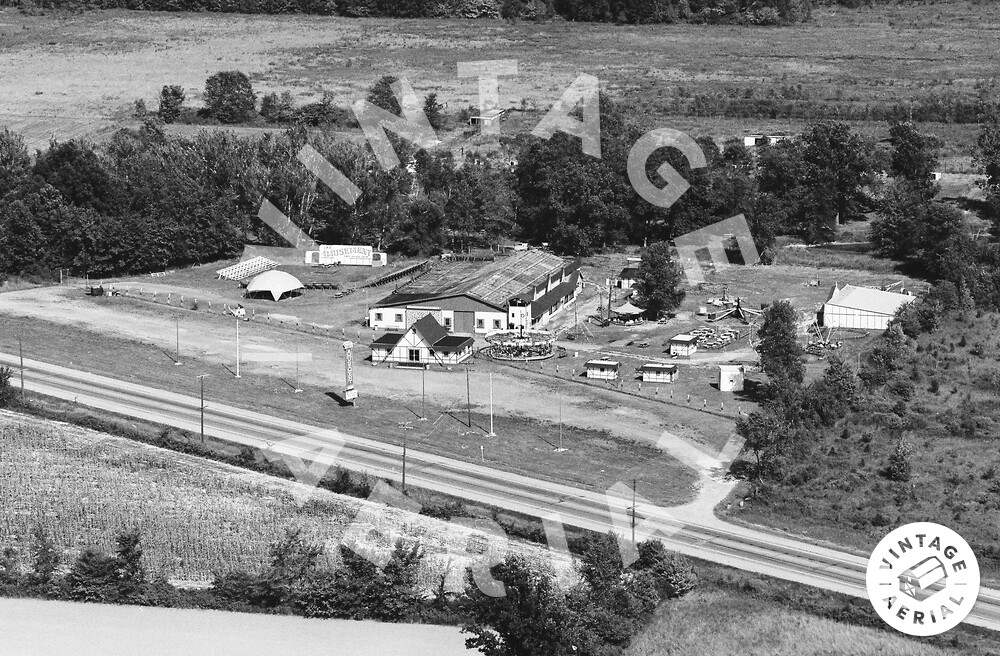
[825,284,916,315]
[640,363,677,372]
[434,335,474,350]
[411,314,448,346]
[371,333,403,348]
[618,266,639,278]
[374,250,573,311]
[586,359,620,368]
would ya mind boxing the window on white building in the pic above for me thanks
[375,312,383,321]
[408,349,420,362]
[493,319,502,329]
[476,318,484,329]
[395,313,403,322]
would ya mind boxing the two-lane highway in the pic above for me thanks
[3,352,999,631]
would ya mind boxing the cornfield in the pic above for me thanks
[0,412,573,590]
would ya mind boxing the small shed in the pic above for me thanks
[640,363,678,383]
[615,266,639,289]
[585,359,620,380]
[469,108,508,127]
[669,334,698,358]
[719,364,745,392]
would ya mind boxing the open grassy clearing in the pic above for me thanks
[628,590,964,656]
[0,412,575,588]
[1,597,468,656]
[628,558,1000,656]
[1,3,999,149]
[0,313,699,506]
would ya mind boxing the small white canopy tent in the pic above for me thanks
[613,301,645,316]
[245,270,304,301]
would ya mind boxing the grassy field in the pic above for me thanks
[628,589,963,656]
[628,558,1000,656]
[1,3,998,155]
[2,598,468,656]
[0,313,699,506]
[0,413,576,588]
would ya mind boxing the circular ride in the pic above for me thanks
[484,328,556,361]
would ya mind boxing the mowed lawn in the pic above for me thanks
[0,3,998,155]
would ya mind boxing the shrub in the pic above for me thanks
[158,85,185,123]
[0,366,15,408]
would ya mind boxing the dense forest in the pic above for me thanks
[16,0,909,25]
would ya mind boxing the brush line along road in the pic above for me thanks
[3,353,1000,632]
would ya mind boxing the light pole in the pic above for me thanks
[234,317,241,378]
[466,366,472,428]
[174,317,182,365]
[402,432,407,493]
[197,374,208,444]
[487,372,496,437]
[631,478,637,544]
[558,397,564,451]
[293,343,302,393]
[18,328,25,405]
[418,367,427,421]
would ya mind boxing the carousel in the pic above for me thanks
[610,300,646,325]
[484,328,557,361]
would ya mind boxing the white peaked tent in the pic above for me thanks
[612,301,646,318]
[245,270,304,301]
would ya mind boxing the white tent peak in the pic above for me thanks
[246,270,304,301]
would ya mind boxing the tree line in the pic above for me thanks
[25,0,823,25]
[662,88,995,125]
[0,524,697,656]
[5,79,1000,291]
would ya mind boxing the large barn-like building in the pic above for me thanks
[368,250,580,335]
[821,284,917,330]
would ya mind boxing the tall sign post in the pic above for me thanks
[343,341,357,404]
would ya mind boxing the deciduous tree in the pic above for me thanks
[633,241,684,317]
[204,71,256,124]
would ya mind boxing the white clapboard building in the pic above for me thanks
[821,284,916,331]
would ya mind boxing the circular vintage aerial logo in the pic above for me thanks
[866,522,980,636]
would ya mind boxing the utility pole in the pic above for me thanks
[234,317,241,378]
[197,374,208,444]
[631,478,637,544]
[558,397,563,451]
[293,343,302,393]
[419,367,427,421]
[402,432,407,493]
[466,366,472,428]
[488,372,496,437]
[607,281,613,324]
[18,328,25,405]
[175,317,182,365]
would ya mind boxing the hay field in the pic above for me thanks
[0,3,998,153]
[626,589,964,656]
[0,411,574,588]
